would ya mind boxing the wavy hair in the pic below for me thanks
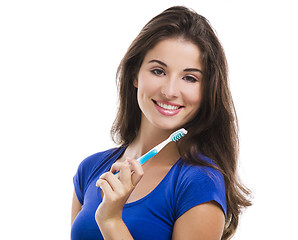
[111,6,251,239]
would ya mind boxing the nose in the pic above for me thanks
[161,76,179,99]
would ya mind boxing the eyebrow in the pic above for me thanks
[148,59,203,74]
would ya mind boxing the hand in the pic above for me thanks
[95,158,144,226]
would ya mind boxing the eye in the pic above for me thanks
[182,75,198,83]
[151,68,165,76]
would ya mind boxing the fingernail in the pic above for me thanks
[124,159,130,165]
[127,157,134,162]
[96,179,102,188]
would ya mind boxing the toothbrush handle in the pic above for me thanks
[113,149,158,177]
[137,149,158,165]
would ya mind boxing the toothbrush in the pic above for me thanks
[136,128,188,165]
[114,128,187,176]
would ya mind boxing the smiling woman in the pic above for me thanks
[135,38,203,130]
[71,6,251,240]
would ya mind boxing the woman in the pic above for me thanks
[71,6,251,240]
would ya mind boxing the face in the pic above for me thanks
[134,37,203,132]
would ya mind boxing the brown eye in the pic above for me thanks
[151,68,165,76]
[182,75,198,83]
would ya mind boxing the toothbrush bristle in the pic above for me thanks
[171,128,188,142]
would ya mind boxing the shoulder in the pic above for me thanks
[73,147,122,204]
[173,155,226,219]
[74,147,122,186]
[77,148,118,172]
[176,155,225,190]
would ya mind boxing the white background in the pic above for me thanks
[1,0,297,239]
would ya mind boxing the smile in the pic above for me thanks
[152,100,183,116]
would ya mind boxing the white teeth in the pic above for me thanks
[156,102,179,110]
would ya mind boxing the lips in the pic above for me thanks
[152,100,183,116]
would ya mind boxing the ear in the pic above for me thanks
[133,78,138,88]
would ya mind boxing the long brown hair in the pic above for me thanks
[111,6,251,239]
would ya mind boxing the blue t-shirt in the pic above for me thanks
[71,146,226,240]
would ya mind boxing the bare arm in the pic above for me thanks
[71,191,82,226]
[172,201,225,240]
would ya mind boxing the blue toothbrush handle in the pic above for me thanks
[137,149,158,165]
[113,149,158,176]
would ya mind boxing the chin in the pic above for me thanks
[152,121,185,132]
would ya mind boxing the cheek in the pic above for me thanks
[137,73,159,97]
[183,84,202,107]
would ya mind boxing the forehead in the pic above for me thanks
[143,38,203,68]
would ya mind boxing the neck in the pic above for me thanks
[123,117,180,164]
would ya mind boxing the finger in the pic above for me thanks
[111,160,132,184]
[99,171,122,191]
[96,178,113,200]
[127,159,144,187]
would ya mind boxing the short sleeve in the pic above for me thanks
[73,148,122,205]
[73,165,83,205]
[175,166,227,219]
